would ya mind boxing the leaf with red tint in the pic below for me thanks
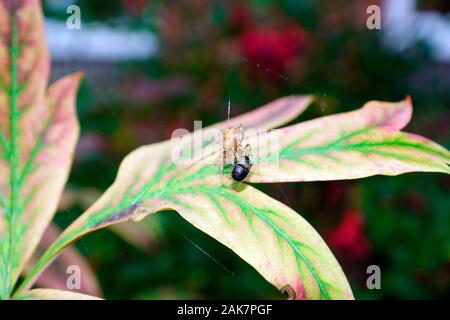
[19,94,450,300]
[0,1,81,298]
[246,98,450,183]
[7,0,450,302]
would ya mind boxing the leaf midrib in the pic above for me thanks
[3,13,20,299]
[155,184,331,299]
[279,130,450,162]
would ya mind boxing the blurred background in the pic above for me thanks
[36,0,450,299]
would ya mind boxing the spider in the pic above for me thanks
[218,125,253,181]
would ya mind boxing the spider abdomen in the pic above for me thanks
[231,164,249,181]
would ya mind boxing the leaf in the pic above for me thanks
[209,95,313,130]
[0,1,81,298]
[169,95,313,161]
[18,145,354,300]
[24,224,102,297]
[60,186,161,254]
[18,95,450,299]
[58,95,316,257]
[14,94,351,299]
[245,98,450,182]
[15,288,102,300]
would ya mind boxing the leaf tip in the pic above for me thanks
[363,97,413,132]
[405,95,412,105]
[70,71,86,84]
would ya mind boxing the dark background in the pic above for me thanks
[41,0,450,299]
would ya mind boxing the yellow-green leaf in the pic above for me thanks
[18,140,354,299]
[0,1,81,298]
[18,95,450,299]
[245,98,450,182]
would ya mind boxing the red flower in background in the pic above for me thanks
[229,4,253,31]
[122,0,148,17]
[240,24,306,76]
[327,209,371,261]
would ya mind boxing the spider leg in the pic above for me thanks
[222,129,229,173]
[233,136,240,165]
[244,144,253,167]
[244,143,251,156]
[238,124,244,144]
[222,148,226,173]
